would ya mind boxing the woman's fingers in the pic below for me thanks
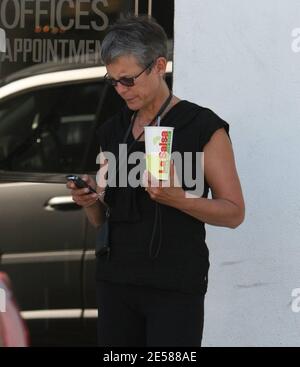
[146,171,161,188]
[82,175,98,191]
[73,191,99,207]
[71,187,90,197]
[66,174,99,208]
[66,181,75,190]
[76,194,98,207]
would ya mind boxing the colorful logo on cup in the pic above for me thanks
[157,130,172,175]
[144,127,174,181]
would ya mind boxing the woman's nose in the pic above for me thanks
[115,83,129,95]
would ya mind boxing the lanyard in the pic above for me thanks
[123,91,173,146]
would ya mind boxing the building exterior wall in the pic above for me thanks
[174,0,300,347]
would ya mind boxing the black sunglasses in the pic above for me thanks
[104,61,154,87]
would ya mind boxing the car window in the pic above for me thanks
[0,81,124,173]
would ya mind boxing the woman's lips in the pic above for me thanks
[126,97,136,103]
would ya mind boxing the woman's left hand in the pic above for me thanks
[144,161,185,207]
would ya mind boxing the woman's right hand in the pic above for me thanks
[66,175,100,209]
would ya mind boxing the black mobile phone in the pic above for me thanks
[66,175,97,194]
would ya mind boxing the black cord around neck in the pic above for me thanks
[145,92,173,259]
[131,91,173,142]
[104,91,173,261]
[149,202,163,259]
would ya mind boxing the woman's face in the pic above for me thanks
[105,54,166,111]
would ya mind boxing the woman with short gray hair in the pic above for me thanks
[67,15,245,347]
[101,15,168,67]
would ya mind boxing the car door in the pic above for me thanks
[0,78,111,346]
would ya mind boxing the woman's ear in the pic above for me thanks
[155,57,167,76]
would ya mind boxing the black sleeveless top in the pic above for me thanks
[95,101,230,295]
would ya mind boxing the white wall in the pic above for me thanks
[174,0,300,347]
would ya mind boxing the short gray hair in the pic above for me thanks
[101,16,168,68]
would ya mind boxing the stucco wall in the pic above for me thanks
[174,0,300,346]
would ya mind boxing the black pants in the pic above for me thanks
[96,281,205,347]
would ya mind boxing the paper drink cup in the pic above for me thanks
[144,126,174,181]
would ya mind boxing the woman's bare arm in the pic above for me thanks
[147,128,245,228]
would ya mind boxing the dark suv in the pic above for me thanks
[0,60,172,346]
